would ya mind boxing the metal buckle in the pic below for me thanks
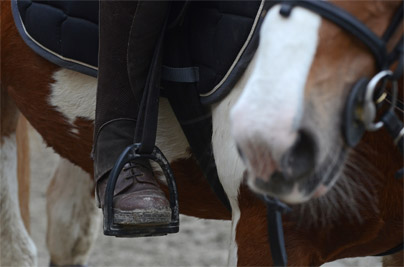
[363,70,398,131]
[103,143,179,237]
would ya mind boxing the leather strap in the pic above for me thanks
[276,0,388,68]
[382,3,403,42]
[161,66,199,83]
[126,2,170,154]
[264,196,291,267]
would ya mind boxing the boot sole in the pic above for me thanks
[113,208,172,225]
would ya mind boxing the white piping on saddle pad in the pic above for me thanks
[200,0,265,98]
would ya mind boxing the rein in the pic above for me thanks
[261,1,404,266]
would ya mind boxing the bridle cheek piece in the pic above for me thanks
[261,1,404,266]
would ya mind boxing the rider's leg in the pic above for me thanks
[93,0,171,226]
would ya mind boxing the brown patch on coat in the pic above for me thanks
[1,0,94,173]
[303,1,402,154]
[383,251,404,267]
[235,128,403,265]
[160,157,231,220]
[0,86,19,142]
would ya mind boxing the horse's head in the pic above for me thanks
[231,1,402,204]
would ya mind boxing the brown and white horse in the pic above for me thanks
[1,0,403,266]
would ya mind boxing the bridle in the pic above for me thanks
[261,1,404,266]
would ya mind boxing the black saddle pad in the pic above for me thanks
[163,1,263,104]
[12,0,99,77]
[12,0,264,104]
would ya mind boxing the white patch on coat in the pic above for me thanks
[46,157,100,265]
[228,200,241,267]
[155,98,191,162]
[152,98,191,180]
[49,69,190,163]
[211,52,256,267]
[0,134,37,266]
[230,5,321,172]
[49,69,97,133]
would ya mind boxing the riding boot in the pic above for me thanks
[93,1,171,226]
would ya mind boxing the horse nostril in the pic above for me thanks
[281,130,317,180]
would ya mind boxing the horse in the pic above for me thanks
[1,0,403,266]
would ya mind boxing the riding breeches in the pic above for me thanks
[93,1,169,183]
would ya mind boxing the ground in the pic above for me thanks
[29,126,381,266]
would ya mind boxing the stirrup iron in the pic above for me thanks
[103,143,179,237]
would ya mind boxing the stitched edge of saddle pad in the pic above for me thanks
[199,0,265,105]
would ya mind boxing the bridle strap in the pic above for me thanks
[383,3,404,79]
[389,37,403,79]
[382,3,403,42]
[274,0,404,88]
[275,0,389,68]
[264,196,291,267]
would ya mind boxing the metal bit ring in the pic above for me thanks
[364,70,397,131]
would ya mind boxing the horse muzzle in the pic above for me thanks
[237,130,319,204]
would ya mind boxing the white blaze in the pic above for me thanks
[211,7,321,264]
[230,5,321,164]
